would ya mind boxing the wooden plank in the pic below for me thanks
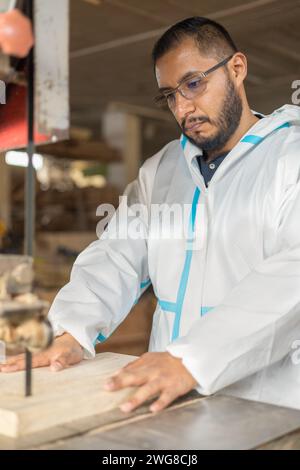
[0,390,201,449]
[0,352,137,438]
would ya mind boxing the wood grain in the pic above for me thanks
[0,352,137,438]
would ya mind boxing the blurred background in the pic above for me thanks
[1,0,300,356]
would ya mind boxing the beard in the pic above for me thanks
[182,76,243,154]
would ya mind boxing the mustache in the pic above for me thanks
[182,116,211,131]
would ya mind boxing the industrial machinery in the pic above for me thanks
[0,255,53,395]
[0,0,69,396]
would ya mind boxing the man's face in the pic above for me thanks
[155,38,243,153]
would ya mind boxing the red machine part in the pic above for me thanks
[0,9,34,58]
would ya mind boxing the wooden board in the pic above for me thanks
[0,352,137,438]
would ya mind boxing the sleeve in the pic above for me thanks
[47,168,150,358]
[167,160,300,395]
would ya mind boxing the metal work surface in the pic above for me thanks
[2,394,298,450]
[43,395,300,450]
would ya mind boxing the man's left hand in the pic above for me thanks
[104,352,197,413]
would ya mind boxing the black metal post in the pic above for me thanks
[24,0,35,397]
[25,349,32,397]
[24,0,35,257]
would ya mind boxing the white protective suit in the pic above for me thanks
[49,104,300,410]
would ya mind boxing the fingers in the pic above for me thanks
[120,380,161,413]
[122,356,145,370]
[49,351,70,372]
[0,351,49,373]
[50,360,65,372]
[0,363,21,373]
[150,389,178,413]
[1,351,74,373]
[0,354,26,372]
[104,352,186,413]
[53,334,84,366]
[104,369,147,391]
[0,353,24,366]
[0,334,84,374]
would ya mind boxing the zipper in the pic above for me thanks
[199,192,211,316]
[190,165,212,315]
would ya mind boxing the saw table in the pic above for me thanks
[1,352,300,450]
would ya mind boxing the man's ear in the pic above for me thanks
[230,52,247,86]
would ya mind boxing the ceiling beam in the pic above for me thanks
[71,0,281,60]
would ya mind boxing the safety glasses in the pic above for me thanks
[154,55,233,110]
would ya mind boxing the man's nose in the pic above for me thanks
[174,92,196,118]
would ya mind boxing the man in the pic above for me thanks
[2,17,300,414]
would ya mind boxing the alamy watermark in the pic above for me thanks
[291,80,300,105]
[95,196,204,250]
[291,340,300,365]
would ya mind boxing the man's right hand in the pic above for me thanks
[0,333,84,373]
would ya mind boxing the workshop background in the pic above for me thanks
[1,0,300,356]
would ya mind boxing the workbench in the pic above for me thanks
[0,391,299,449]
[1,353,300,450]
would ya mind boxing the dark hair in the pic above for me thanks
[152,17,238,65]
